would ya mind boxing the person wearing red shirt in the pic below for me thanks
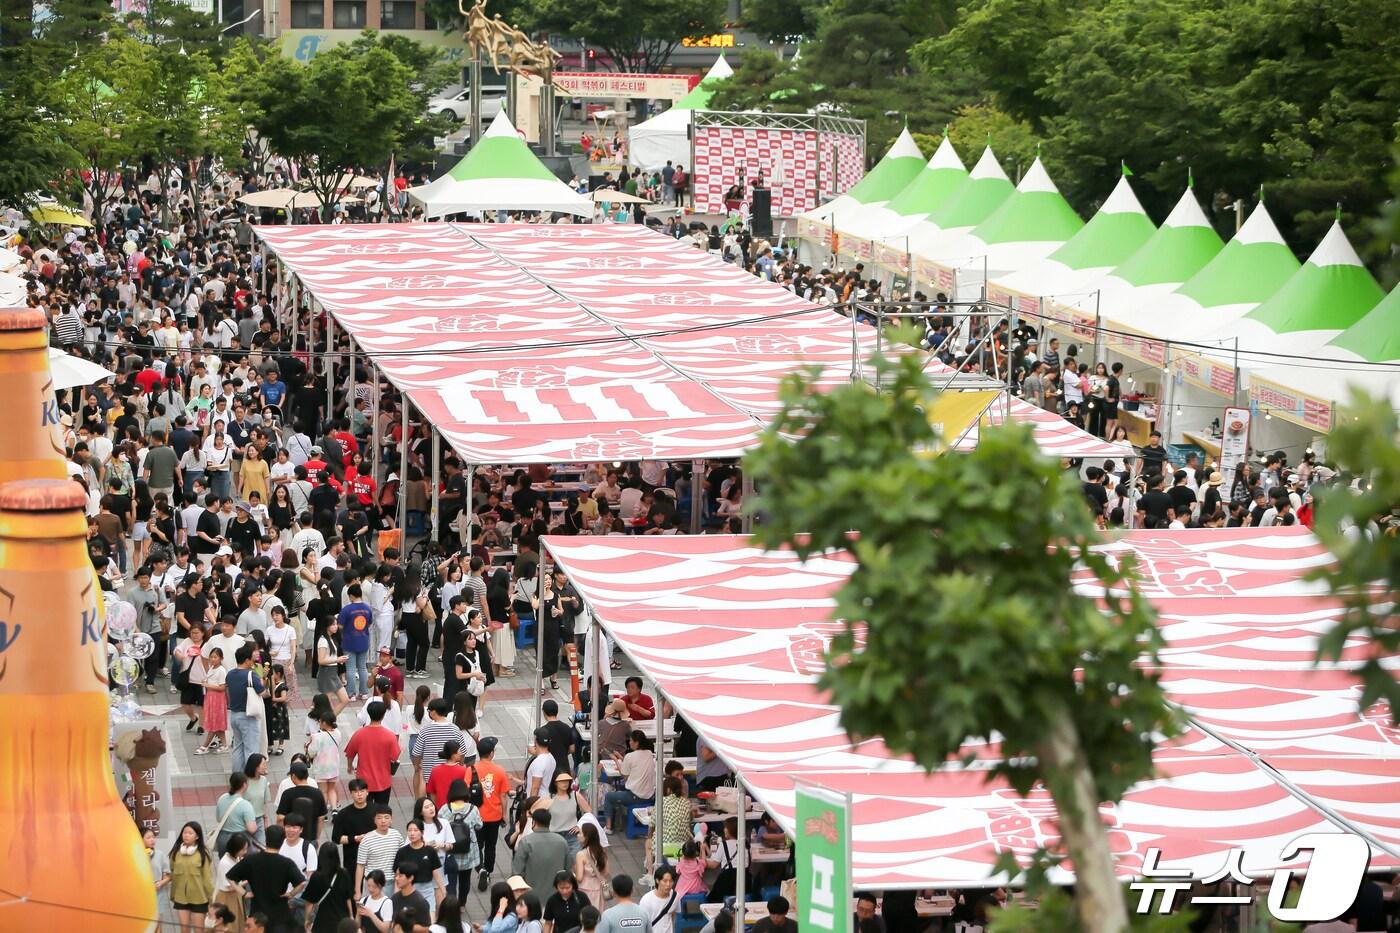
[331,423,359,461]
[425,739,468,809]
[621,676,655,720]
[346,459,377,508]
[303,449,333,487]
[344,700,402,804]
[373,646,403,703]
[134,364,162,395]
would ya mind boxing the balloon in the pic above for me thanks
[126,632,155,660]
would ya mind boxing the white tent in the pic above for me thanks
[628,57,733,172]
[407,112,592,218]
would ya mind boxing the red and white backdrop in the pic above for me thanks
[544,528,1400,888]
[693,126,865,218]
[258,222,1135,465]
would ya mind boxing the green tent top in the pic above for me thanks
[1043,175,1155,271]
[1327,282,1400,361]
[841,128,928,205]
[966,156,1083,246]
[1243,221,1383,335]
[1175,201,1300,309]
[885,135,968,218]
[1109,188,1223,288]
[408,111,591,217]
[673,56,734,111]
[924,145,1013,231]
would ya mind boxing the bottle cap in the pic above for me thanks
[0,478,88,512]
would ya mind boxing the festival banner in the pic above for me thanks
[1218,406,1251,481]
[796,784,852,933]
[1248,375,1334,432]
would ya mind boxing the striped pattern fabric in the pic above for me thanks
[258,223,1120,464]
[542,528,1400,888]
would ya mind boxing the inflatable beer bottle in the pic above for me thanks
[0,308,68,484]
[0,479,156,930]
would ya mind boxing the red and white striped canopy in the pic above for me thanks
[258,223,1116,463]
[543,529,1400,888]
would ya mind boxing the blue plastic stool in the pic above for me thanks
[624,801,652,840]
[759,886,780,903]
[675,894,708,933]
[514,613,537,649]
[405,511,427,536]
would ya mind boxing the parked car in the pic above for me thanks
[428,87,506,122]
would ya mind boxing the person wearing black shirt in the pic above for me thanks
[441,596,468,702]
[331,779,378,871]
[1104,362,1123,438]
[1139,473,1172,526]
[390,865,432,928]
[1081,467,1109,518]
[511,476,540,518]
[225,824,305,932]
[1201,472,1224,518]
[192,496,225,559]
[544,872,591,933]
[538,700,574,776]
[277,762,330,840]
[1139,431,1168,478]
[1166,471,1198,523]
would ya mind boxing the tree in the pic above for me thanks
[344,30,457,165]
[746,350,1180,933]
[114,40,243,228]
[937,103,1042,184]
[736,0,823,56]
[1309,390,1400,719]
[522,0,726,73]
[249,42,418,219]
[52,39,137,227]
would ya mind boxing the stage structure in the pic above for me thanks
[689,110,865,219]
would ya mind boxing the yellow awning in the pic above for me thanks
[30,205,92,227]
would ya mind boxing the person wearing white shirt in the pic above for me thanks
[280,816,319,874]
[291,522,326,559]
[205,618,246,672]
[617,486,643,523]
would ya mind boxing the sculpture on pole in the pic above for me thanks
[460,0,563,154]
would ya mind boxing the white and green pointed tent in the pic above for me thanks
[804,128,926,227]
[906,146,1014,262]
[1113,200,1298,340]
[935,156,1083,282]
[1250,282,1400,410]
[994,174,1156,303]
[1098,187,1224,331]
[407,112,591,218]
[840,135,968,241]
[629,57,733,172]
[1201,220,1383,360]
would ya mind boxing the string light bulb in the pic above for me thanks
[1264,410,1273,421]
[1176,406,1183,417]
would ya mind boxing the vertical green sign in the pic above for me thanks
[796,783,851,933]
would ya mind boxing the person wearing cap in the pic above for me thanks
[303,447,332,487]
[374,645,405,704]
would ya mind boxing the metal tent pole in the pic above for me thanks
[371,375,382,484]
[431,432,442,545]
[690,460,704,534]
[325,310,335,418]
[740,471,754,534]
[735,788,748,912]
[588,620,603,811]
[653,686,666,870]
[396,400,411,534]
[1092,290,1105,364]
[533,552,552,733]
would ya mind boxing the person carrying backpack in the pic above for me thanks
[443,775,484,903]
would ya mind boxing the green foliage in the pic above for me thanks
[344,30,456,163]
[943,103,1041,181]
[927,0,1400,262]
[248,40,419,218]
[1309,390,1400,720]
[521,0,725,73]
[989,889,1196,933]
[1377,137,1400,289]
[747,350,1180,928]
[737,0,823,46]
[748,351,1178,801]
[122,0,225,53]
